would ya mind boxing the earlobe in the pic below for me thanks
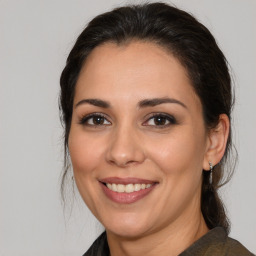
[203,114,230,170]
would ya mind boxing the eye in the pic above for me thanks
[79,113,111,126]
[143,113,176,127]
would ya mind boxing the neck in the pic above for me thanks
[107,210,209,256]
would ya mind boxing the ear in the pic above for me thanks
[203,114,230,170]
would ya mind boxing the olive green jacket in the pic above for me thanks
[83,227,254,256]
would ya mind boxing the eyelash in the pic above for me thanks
[79,113,111,126]
[143,113,177,128]
[78,113,177,128]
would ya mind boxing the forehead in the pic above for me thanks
[75,41,201,110]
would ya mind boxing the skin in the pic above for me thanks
[68,41,229,256]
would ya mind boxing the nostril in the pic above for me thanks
[105,135,146,167]
[108,159,140,167]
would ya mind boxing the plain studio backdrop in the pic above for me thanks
[0,0,255,255]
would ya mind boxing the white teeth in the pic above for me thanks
[106,183,152,193]
[112,183,117,192]
[134,184,141,191]
[117,184,125,192]
[125,184,134,193]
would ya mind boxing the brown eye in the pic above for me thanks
[144,114,176,127]
[154,116,168,125]
[92,116,105,125]
[79,114,111,126]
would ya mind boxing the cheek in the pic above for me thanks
[68,130,105,176]
[68,129,106,213]
[146,127,207,177]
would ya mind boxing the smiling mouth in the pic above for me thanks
[104,183,153,193]
[100,178,158,204]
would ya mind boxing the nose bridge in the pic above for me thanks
[106,120,145,167]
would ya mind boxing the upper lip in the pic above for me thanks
[99,177,158,185]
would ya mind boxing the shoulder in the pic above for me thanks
[180,227,254,256]
[224,236,255,256]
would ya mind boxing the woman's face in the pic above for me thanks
[69,41,210,238]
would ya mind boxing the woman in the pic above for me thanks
[59,3,254,256]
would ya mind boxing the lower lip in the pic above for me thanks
[100,183,156,204]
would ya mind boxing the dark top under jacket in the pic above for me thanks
[83,227,254,256]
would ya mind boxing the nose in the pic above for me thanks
[106,124,146,167]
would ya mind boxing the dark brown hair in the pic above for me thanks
[60,2,235,232]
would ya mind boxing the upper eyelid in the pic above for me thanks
[144,112,176,120]
[79,112,111,123]
[78,112,176,124]
[143,113,177,125]
[81,112,110,119]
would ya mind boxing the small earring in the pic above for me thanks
[209,161,213,184]
[209,161,213,171]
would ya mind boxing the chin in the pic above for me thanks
[104,215,152,239]
[106,225,149,239]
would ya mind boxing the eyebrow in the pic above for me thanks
[75,99,110,108]
[75,97,187,109]
[138,97,187,109]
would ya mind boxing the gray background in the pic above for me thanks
[0,0,255,255]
